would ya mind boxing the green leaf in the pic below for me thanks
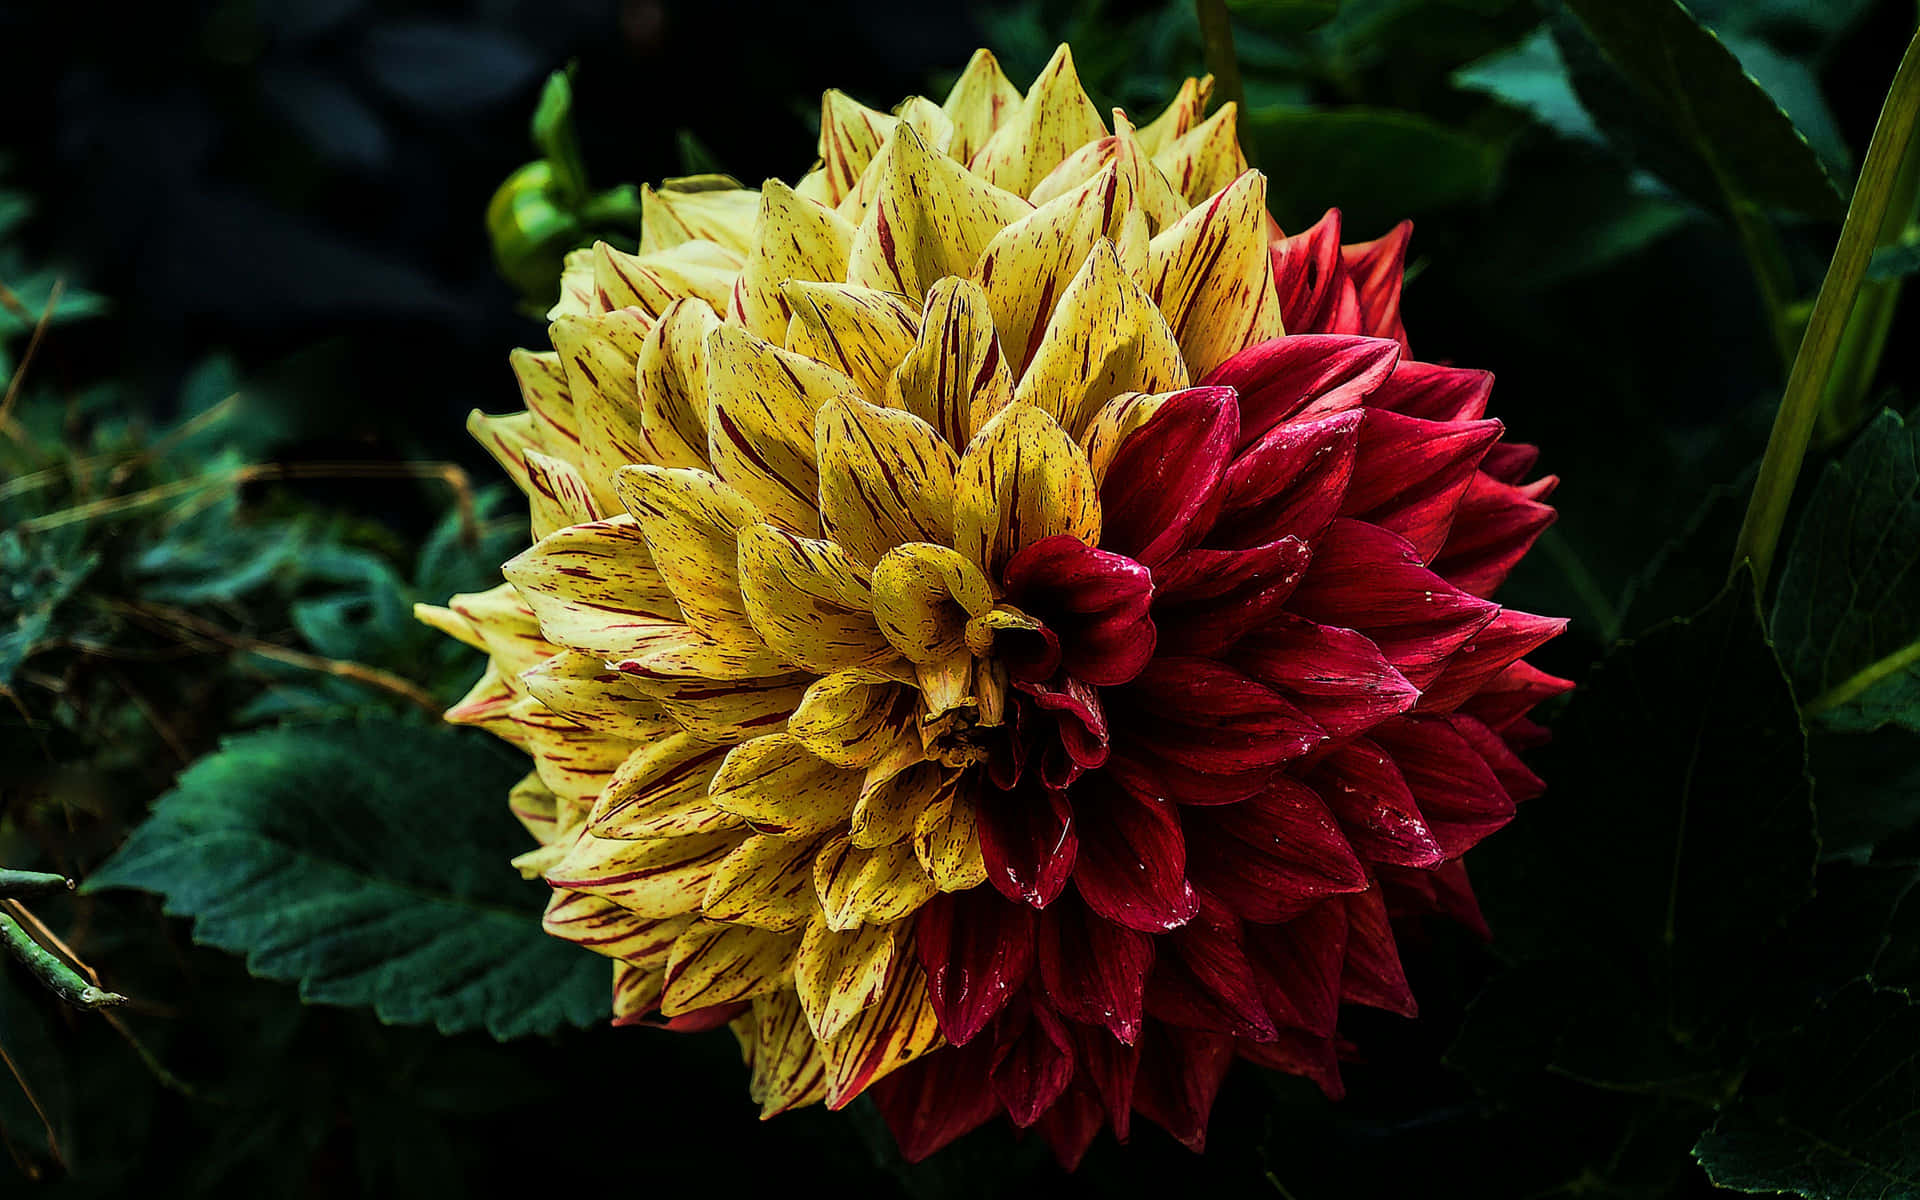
[1773,408,1920,731]
[0,527,99,688]
[1869,240,1920,282]
[86,720,608,1038]
[1695,983,1920,1197]
[1226,0,1340,34]
[1550,0,1845,220]
[1454,28,1602,144]
[1243,106,1506,233]
[1474,574,1816,1085]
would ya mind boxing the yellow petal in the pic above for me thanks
[589,732,738,840]
[661,918,798,1014]
[816,90,898,207]
[1134,74,1214,157]
[736,523,898,673]
[1153,100,1249,206]
[510,696,634,808]
[508,772,564,848]
[615,623,789,681]
[1030,110,1188,234]
[821,956,943,1107]
[445,663,524,746]
[852,757,951,849]
[704,324,862,535]
[748,991,831,1116]
[1080,389,1172,483]
[616,657,808,744]
[704,834,830,931]
[731,179,857,343]
[509,348,582,466]
[941,48,1023,164]
[545,829,743,917]
[592,240,738,319]
[503,515,685,657]
[638,177,760,257]
[615,464,761,640]
[834,97,958,222]
[550,308,664,509]
[1012,238,1190,438]
[710,733,865,837]
[781,282,919,401]
[789,671,916,769]
[975,163,1134,382]
[1145,169,1286,377]
[914,780,988,891]
[549,247,598,319]
[612,959,667,1023]
[870,542,995,664]
[953,403,1101,583]
[523,448,602,539]
[795,916,900,1040]
[520,650,672,735]
[970,44,1108,198]
[815,395,960,569]
[543,891,693,963]
[813,835,938,931]
[844,123,1030,300]
[467,409,544,522]
[446,582,554,678]
[883,277,1014,449]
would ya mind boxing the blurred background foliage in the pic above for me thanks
[4,0,1920,1196]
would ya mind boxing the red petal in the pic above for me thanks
[1098,386,1239,568]
[1459,660,1573,731]
[1287,519,1498,689]
[1309,739,1446,868]
[872,1039,1002,1161]
[1269,208,1365,336]
[655,1002,750,1032]
[1132,1023,1235,1151]
[1373,715,1517,856]
[1341,219,1412,350]
[1015,672,1111,788]
[1235,612,1419,739]
[1243,901,1347,1036]
[1418,608,1568,713]
[1238,1028,1346,1099]
[1377,857,1490,940]
[1366,359,1493,422]
[1342,410,1503,561]
[1071,780,1199,932]
[1037,896,1155,1042]
[1482,441,1540,483]
[1202,334,1400,449]
[916,887,1035,1043]
[978,781,1079,908]
[1144,899,1277,1039]
[1340,885,1416,1016]
[1212,410,1363,550]
[1448,712,1546,804]
[1182,777,1369,921]
[1107,658,1326,803]
[1076,1023,1141,1141]
[1035,1083,1107,1169]
[1431,471,1558,598]
[1004,536,1157,686]
[1151,538,1314,658]
[990,997,1076,1127]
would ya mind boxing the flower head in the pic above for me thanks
[421,44,1568,1165]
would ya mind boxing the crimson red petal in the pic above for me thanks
[1131,1023,1235,1151]
[1373,715,1517,857]
[1098,386,1239,568]
[1037,895,1155,1042]
[916,886,1035,1043]
[1243,901,1348,1037]
[990,997,1076,1127]
[1431,471,1559,597]
[1076,1023,1141,1141]
[1014,673,1110,788]
[978,781,1079,908]
[1308,738,1446,869]
[1107,658,1326,803]
[1071,779,1199,932]
[1202,334,1400,449]
[1459,660,1573,731]
[1340,885,1416,1016]
[1004,536,1157,687]
[1238,1028,1346,1099]
[1377,857,1491,940]
[1036,1083,1107,1169]
[1144,898,1278,1039]
[1235,612,1419,739]
[1342,410,1503,561]
[1151,539,1313,658]
[1269,209,1365,335]
[1341,219,1412,350]
[871,1039,1002,1162]
[1448,712,1547,803]
[1418,608,1568,713]
[1182,777,1369,921]
[1366,359,1493,422]
[1211,410,1362,550]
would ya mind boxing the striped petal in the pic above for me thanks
[846,123,1031,300]
[941,48,1023,164]
[638,179,759,256]
[545,830,743,917]
[704,834,829,931]
[550,308,653,512]
[818,395,960,568]
[504,516,683,657]
[954,404,1101,584]
[814,835,939,930]
[615,465,761,641]
[737,523,898,673]
[884,277,1013,448]
[1145,170,1285,378]
[588,732,737,840]
[970,44,1107,198]
[711,734,865,837]
[795,916,901,1039]
[782,282,920,401]
[660,918,798,1014]
[731,179,857,343]
[704,324,862,535]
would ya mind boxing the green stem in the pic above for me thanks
[1194,0,1248,122]
[1819,118,1920,444]
[1726,195,1801,369]
[0,914,123,1010]
[1805,638,1920,716]
[1732,27,1920,590]
[0,871,72,900]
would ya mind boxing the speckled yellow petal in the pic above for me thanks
[445,663,523,745]
[1153,100,1248,206]
[883,278,1013,449]
[623,297,720,472]
[914,780,988,891]
[523,449,601,539]
[1145,170,1286,378]
[638,177,760,256]
[543,892,692,962]
[548,308,659,509]
[504,516,683,658]
[953,404,1101,583]
[870,542,995,664]
[730,180,857,343]
[976,164,1134,382]
[711,733,865,837]
[615,654,808,744]
[970,44,1107,198]
[737,524,897,673]
[821,958,943,1107]
[446,582,553,678]
[509,696,634,808]
[795,916,900,1039]
[1080,389,1172,483]
[781,282,919,400]
[589,732,737,840]
[592,240,738,319]
[815,396,960,570]
[521,650,671,735]
[789,672,915,769]
[705,325,861,535]
[852,757,951,849]
[941,47,1023,164]
[1030,110,1188,234]
[507,771,563,844]
[749,991,832,1116]
[612,960,666,1023]
[1134,74,1213,156]
[813,836,937,932]
[816,90,898,207]
[844,123,1030,300]
[545,829,742,917]
[549,247,597,320]
[509,348,582,464]
[1013,239,1190,438]
[704,834,830,931]
[615,464,761,641]
[835,97,958,222]
[467,409,543,516]
[660,918,798,1015]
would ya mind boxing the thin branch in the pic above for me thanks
[0,279,62,442]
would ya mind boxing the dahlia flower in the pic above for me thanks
[418,45,1568,1166]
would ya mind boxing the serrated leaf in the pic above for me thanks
[86,720,607,1039]
[1551,0,1845,220]
[1773,409,1920,732]
[1244,106,1506,233]
[1695,984,1920,1198]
